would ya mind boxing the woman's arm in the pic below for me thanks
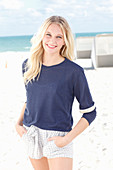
[65,68,96,143]
[47,117,89,147]
[64,118,89,144]
[15,103,27,137]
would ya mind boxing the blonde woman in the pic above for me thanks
[15,16,96,170]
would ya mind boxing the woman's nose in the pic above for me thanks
[49,37,56,44]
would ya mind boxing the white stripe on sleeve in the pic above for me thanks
[79,104,95,114]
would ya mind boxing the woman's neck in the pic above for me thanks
[42,53,65,66]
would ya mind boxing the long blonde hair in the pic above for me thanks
[24,16,75,84]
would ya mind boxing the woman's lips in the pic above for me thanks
[46,44,57,49]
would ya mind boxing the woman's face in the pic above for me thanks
[42,23,65,55]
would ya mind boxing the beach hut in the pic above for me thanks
[94,34,113,67]
[76,37,94,59]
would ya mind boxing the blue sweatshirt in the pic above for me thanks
[22,57,96,132]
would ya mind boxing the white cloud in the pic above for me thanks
[56,0,66,4]
[0,0,113,36]
[110,0,113,4]
[109,6,113,14]
[84,10,88,17]
[0,0,24,10]
[85,0,91,5]
[51,0,68,5]
[96,6,106,11]
[27,8,42,17]
[68,13,75,17]
[48,0,90,17]
[96,2,113,15]
[0,16,4,22]
[45,8,54,13]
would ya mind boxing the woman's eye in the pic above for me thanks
[46,34,51,37]
[56,36,62,39]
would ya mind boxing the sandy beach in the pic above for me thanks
[0,52,113,170]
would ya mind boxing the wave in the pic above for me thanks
[24,46,30,49]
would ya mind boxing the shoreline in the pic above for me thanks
[0,51,113,69]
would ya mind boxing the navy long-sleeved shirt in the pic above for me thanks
[22,57,96,132]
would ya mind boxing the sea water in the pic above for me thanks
[0,32,113,52]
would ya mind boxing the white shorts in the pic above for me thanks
[22,125,73,159]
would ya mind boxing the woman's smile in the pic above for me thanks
[46,44,57,49]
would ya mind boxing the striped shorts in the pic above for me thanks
[22,125,73,159]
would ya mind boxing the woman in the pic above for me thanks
[15,16,96,170]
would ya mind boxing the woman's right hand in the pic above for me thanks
[15,124,27,137]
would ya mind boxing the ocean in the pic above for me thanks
[0,32,113,52]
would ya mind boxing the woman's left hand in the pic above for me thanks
[47,136,69,148]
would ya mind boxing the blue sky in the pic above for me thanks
[0,0,113,36]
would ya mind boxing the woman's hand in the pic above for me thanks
[47,136,70,148]
[15,124,27,137]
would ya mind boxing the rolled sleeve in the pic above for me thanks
[82,108,96,125]
[73,68,96,124]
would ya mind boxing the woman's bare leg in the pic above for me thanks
[29,156,49,170]
[48,157,73,170]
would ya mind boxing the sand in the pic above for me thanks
[0,52,113,170]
